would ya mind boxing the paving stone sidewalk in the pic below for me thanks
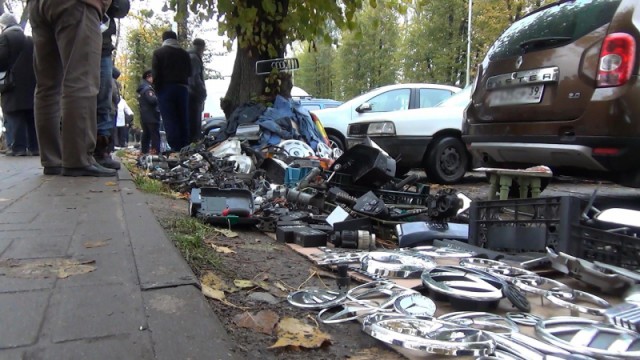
[0,156,236,360]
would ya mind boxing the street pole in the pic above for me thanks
[466,0,473,87]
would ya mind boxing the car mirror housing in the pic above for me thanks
[356,103,372,113]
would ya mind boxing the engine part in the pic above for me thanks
[513,275,573,296]
[329,230,376,250]
[210,138,242,158]
[336,264,350,291]
[544,289,611,316]
[189,187,254,223]
[400,245,476,258]
[605,302,640,333]
[330,143,396,187]
[361,251,436,279]
[362,313,496,357]
[396,221,469,247]
[352,191,388,217]
[227,154,254,174]
[421,266,505,311]
[292,227,328,247]
[287,289,347,309]
[535,317,640,359]
[438,312,519,335]
[547,248,632,293]
[506,312,543,326]
[459,258,536,283]
[393,293,436,317]
[276,225,307,243]
[279,139,315,158]
[285,188,324,209]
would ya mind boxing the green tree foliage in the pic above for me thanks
[294,41,337,99]
[333,2,403,100]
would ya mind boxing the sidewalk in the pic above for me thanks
[0,156,236,360]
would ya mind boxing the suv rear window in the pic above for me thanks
[487,0,622,61]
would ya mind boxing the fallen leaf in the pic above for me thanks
[83,239,111,248]
[233,310,280,335]
[269,317,331,349]
[209,244,235,254]
[274,281,288,292]
[254,280,270,291]
[202,285,225,300]
[105,181,117,186]
[200,271,238,293]
[234,279,255,289]
[0,258,96,279]
[211,227,238,238]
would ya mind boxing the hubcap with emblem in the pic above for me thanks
[361,251,436,279]
[393,293,436,317]
[459,258,536,283]
[536,317,640,359]
[438,311,519,335]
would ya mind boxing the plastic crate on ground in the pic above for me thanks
[570,224,640,270]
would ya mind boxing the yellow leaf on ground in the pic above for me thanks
[234,279,255,289]
[209,244,235,254]
[233,310,280,335]
[105,181,117,186]
[274,281,288,292]
[269,317,331,349]
[200,271,228,291]
[202,285,225,300]
[211,227,238,238]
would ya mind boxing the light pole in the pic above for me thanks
[466,0,473,87]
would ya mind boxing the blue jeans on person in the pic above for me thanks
[3,114,13,147]
[5,109,38,153]
[97,55,113,137]
[157,84,189,152]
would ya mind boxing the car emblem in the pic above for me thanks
[536,317,640,358]
[506,312,543,326]
[361,251,436,279]
[515,56,523,69]
[438,311,519,335]
[362,313,497,357]
[421,266,504,305]
[287,289,347,309]
[459,257,536,282]
[393,293,436,317]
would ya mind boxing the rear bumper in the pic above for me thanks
[347,136,431,166]
[465,136,640,173]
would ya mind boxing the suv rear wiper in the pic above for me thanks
[519,37,573,52]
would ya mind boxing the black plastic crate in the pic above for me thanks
[570,224,640,270]
[468,196,584,253]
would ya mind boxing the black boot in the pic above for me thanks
[94,135,121,170]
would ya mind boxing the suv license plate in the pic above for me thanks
[488,85,544,107]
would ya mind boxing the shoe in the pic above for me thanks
[29,149,39,156]
[62,164,116,177]
[6,150,28,156]
[43,166,62,175]
[95,155,121,170]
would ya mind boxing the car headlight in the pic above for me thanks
[367,122,396,136]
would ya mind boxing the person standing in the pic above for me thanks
[94,0,129,170]
[115,97,133,148]
[0,14,38,157]
[152,30,191,152]
[28,0,115,177]
[137,70,161,155]
[187,38,207,143]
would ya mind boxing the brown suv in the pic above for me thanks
[463,0,640,187]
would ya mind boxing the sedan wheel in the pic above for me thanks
[425,137,468,184]
[328,134,345,151]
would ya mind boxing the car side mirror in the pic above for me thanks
[356,103,372,113]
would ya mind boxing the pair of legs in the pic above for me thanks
[188,94,203,143]
[157,84,190,151]
[5,109,38,155]
[29,0,114,177]
[141,122,160,155]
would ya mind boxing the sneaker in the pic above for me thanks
[6,150,28,156]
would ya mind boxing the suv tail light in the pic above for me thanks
[597,33,636,88]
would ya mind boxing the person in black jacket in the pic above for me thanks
[0,13,37,157]
[94,0,130,169]
[152,30,191,152]
[187,38,207,143]
[137,70,161,155]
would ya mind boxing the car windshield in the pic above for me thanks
[486,0,622,61]
[437,85,471,107]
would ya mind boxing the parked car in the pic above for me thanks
[463,0,640,187]
[313,83,461,151]
[298,98,342,111]
[346,86,472,184]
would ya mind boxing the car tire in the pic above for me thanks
[328,133,345,151]
[424,137,468,184]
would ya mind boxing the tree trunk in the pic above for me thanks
[221,0,289,118]
[175,0,189,46]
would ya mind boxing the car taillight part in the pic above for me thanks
[203,112,210,119]
[597,33,636,88]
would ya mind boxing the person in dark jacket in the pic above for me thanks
[152,30,191,152]
[137,70,161,155]
[0,13,36,157]
[187,38,207,143]
[94,0,129,170]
